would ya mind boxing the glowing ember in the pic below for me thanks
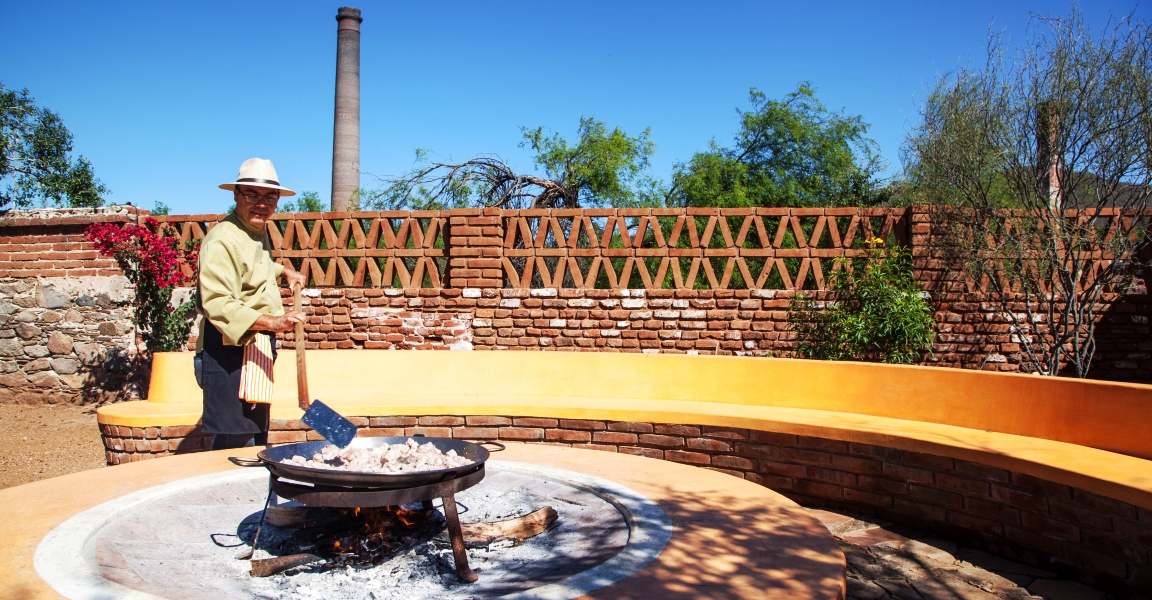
[292,505,440,568]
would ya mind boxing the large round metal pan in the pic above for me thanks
[256,436,489,490]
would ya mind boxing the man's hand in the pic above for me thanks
[253,311,307,333]
[283,266,306,290]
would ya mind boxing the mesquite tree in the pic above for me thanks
[669,84,886,209]
[363,118,656,210]
[903,9,1152,377]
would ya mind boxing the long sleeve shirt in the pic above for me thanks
[195,213,284,348]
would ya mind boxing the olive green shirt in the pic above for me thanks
[195,213,285,349]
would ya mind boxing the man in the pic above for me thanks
[197,158,307,450]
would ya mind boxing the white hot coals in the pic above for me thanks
[283,439,473,474]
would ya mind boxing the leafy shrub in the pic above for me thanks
[86,218,199,353]
[788,240,935,363]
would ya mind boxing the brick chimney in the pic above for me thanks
[331,7,363,212]
[1037,101,1061,210]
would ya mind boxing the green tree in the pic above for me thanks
[520,118,656,208]
[277,191,326,213]
[669,84,883,208]
[365,118,657,209]
[0,84,107,208]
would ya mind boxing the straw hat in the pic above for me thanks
[218,158,296,196]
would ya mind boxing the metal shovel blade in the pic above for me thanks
[301,399,358,448]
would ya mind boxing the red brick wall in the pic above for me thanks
[908,208,1152,379]
[0,216,128,278]
[276,284,1152,380]
[100,416,1152,598]
[1,207,1148,390]
[447,208,504,288]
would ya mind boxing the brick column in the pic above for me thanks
[446,208,503,288]
[908,205,946,293]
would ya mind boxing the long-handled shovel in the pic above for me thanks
[233,287,358,562]
[292,284,357,448]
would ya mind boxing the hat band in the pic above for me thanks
[236,177,280,186]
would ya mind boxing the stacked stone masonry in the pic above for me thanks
[0,208,149,403]
[101,416,1152,598]
[0,277,138,403]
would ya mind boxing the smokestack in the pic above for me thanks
[331,7,362,211]
[1037,101,1061,210]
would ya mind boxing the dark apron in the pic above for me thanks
[199,322,274,442]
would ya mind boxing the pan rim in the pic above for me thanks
[257,436,490,489]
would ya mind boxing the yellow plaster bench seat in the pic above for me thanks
[98,351,1152,507]
[98,350,1152,594]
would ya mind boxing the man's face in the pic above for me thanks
[233,185,280,230]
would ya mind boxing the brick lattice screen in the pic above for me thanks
[159,208,910,291]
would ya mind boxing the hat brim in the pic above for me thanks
[219,182,297,197]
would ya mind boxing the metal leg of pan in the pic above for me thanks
[441,495,477,583]
[237,477,273,560]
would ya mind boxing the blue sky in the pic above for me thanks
[1,1,1146,215]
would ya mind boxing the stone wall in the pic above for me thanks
[0,208,155,403]
[0,276,138,403]
[101,415,1152,598]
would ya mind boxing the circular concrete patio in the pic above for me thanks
[3,443,846,599]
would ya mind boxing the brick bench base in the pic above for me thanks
[101,416,1152,598]
[100,424,213,461]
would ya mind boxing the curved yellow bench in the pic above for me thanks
[99,351,1152,595]
[102,351,1152,500]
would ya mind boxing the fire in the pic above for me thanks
[309,505,435,565]
[397,506,423,528]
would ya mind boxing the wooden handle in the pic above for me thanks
[293,285,310,411]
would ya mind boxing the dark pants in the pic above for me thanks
[211,433,257,450]
[198,323,274,449]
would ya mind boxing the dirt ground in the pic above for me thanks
[0,403,106,490]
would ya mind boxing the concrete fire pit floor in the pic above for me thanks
[64,464,652,599]
[2,443,846,599]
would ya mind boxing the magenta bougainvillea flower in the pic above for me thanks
[86,217,197,290]
[85,218,199,352]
